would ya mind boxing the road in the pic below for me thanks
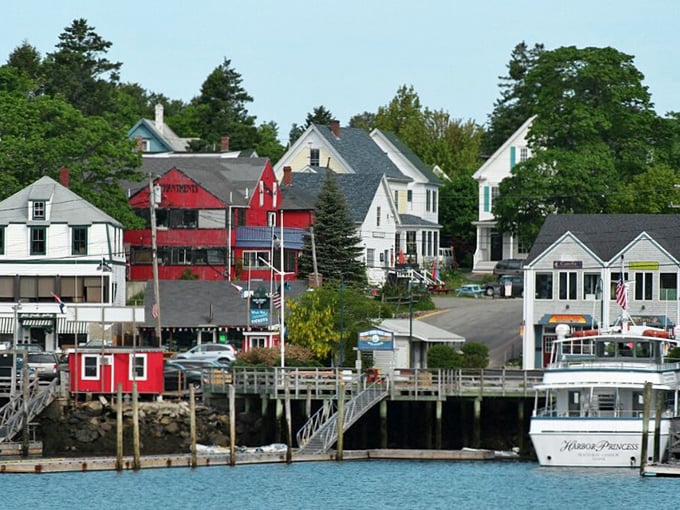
[419,295,523,368]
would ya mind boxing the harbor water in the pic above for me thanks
[1,459,676,510]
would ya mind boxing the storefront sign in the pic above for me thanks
[358,328,394,351]
[553,261,583,269]
[629,261,659,270]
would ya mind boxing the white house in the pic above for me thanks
[0,170,127,351]
[472,116,535,273]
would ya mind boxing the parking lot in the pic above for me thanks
[421,295,524,368]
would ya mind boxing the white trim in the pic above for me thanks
[81,354,100,380]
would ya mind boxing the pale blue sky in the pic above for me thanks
[3,1,679,140]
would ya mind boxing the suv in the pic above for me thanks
[27,352,60,380]
[485,275,524,297]
[493,259,524,276]
[175,343,237,363]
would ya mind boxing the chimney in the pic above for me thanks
[283,166,292,186]
[220,135,230,152]
[330,120,340,137]
[154,103,164,133]
[135,136,143,152]
[59,167,70,188]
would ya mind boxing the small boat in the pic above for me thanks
[530,319,680,467]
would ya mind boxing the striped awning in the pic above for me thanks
[20,319,54,328]
[56,318,89,335]
[0,317,13,334]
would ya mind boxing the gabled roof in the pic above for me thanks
[286,169,386,224]
[373,130,442,186]
[142,279,310,327]
[526,214,680,264]
[472,116,536,181]
[378,318,465,343]
[311,124,410,181]
[127,118,195,152]
[0,176,121,227]
[125,156,272,207]
[399,214,439,228]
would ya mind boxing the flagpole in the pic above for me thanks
[280,209,285,369]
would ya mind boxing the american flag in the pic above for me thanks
[615,275,627,310]
[152,302,159,319]
[272,289,281,309]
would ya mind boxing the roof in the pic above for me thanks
[128,118,195,152]
[375,130,443,185]
[286,169,385,223]
[312,124,410,181]
[125,156,271,206]
[143,279,311,327]
[472,116,536,181]
[378,318,465,343]
[0,176,122,227]
[399,214,440,228]
[526,214,680,264]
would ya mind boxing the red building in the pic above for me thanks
[69,347,165,395]
[124,155,312,283]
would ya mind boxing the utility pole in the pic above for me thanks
[149,175,162,346]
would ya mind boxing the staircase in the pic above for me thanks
[0,378,58,442]
[296,378,389,454]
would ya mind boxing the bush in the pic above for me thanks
[427,344,462,369]
[461,342,489,368]
[233,345,322,367]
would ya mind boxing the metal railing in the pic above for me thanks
[0,378,58,442]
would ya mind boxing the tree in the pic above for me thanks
[375,85,428,153]
[0,90,143,227]
[348,111,376,132]
[186,58,258,150]
[492,46,661,242]
[297,171,366,285]
[287,289,339,360]
[255,121,285,163]
[6,41,42,82]
[288,105,334,145]
[42,18,122,117]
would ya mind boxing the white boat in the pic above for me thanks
[530,320,680,467]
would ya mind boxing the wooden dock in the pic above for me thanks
[641,463,680,477]
[0,448,502,474]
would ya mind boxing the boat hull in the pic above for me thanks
[530,418,670,467]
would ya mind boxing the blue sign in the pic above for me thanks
[357,328,394,351]
[250,308,269,325]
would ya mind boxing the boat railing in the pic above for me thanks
[548,357,680,371]
[533,405,672,419]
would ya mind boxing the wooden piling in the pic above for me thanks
[337,381,345,461]
[306,385,312,418]
[275,398,283,443]
[116,384,123,471]
[284,375,292,463]
[640,381,652,473]
[229,384,236,467]
[424,401,433,449]
[654,389,663,463]
[473,397,482,448]
[379,399,388,449]
[190,385,197,468]
[517,398,525,454]
[132,383,140,470]
[435,400,442,450]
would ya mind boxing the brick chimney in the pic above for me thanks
[220,135,230,152]
[330,119,340,137]
[154,103,164,133]
[59,166,70,188]
[283,166,292,186]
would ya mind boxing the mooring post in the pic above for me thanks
[640,381,652,473]
[517,398,525,455]
[116,383,123,471]
[190,385,197,468]
[284,375,293,463]
[306,385,312,418]
[337,381,345,461]
[424,401,433,449]
[260,394,269,445]
[132,383,140,470]
[380,399,388,449]
[654,389,664,463]
[473,397,482,448]
[275,398,283,443]
[229,384,236,467]
[435,400,443,450]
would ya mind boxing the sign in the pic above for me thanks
[250,308,269,326]
[358,328,394,351]
[546,314,589,324]
[629,261,659,270]
[553,261,583,269]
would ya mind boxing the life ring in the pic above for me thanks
[642,329,670,338]
[571,329,598,338]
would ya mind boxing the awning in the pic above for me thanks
[20,319,54,328]
[57,317,89,334]
[0,317,13,334]
[539,314,595,326]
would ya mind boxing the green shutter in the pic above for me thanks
[483,186,490,212]
[510,146,516,168]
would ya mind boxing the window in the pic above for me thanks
[583,273,601,300]
[634,272,653,301]
[0,227,4,255]
[520,147,529,162]
[394,191,399,204]
[406,231,417,257]
[32,201,45,220]
[82,355,99,379]
[491,187,499,208]
[660,273,677,300]
[559,272,577,300]
[168,209,198,229]
[129,354,147,380]
[366,248,375,268]
[376,206,381,227]
[231,208,246,227]
[72,227,88,255]
[426,190,431,211]
[432,190,437,213]
[250,337,266,348]
[243,251,270,269]
[536,273,553,299]
[310,148,320,166]
[267,212,276,227]
[610,273,628,300]
[407,190,412,204]
[30,227,46,255]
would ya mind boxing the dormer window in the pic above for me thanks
[310,148,320,166]
[32,201,45,220]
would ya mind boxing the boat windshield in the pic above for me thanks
[551,336,675,365]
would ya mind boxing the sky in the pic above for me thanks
[3,1,679,140]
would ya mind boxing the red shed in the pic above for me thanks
[68,347,165,395]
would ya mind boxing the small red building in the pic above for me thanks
[69,347,165,395]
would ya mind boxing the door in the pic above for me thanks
[490,232,502,261]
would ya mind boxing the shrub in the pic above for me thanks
[233,345,321,367]
[427,344,462,369]
[461,342,489,368]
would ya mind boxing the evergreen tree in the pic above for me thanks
[288,105,334,145]
[298,171,366,285]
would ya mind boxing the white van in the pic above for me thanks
[438,247,455,269]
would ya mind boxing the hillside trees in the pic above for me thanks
[491,45,668,245]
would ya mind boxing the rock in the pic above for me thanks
[80,401,104,416]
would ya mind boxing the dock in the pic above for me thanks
[0,448,501,474]
[641,463,680,477]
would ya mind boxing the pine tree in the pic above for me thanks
[298,171,366,285]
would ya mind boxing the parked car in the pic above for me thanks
[455,284,485,298]
[493,259,524,276]
[0,352,36,380]
[27,352,60,381]
[164,359,231,391]
[175,343,237,363]
[485,275,524,297]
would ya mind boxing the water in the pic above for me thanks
[1,460,676,510]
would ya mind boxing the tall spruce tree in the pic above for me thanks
[298,171,366,285]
